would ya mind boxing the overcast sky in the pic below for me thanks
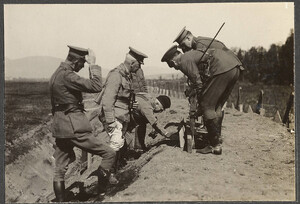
[4,2,294,76]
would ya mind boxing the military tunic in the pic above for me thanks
[179,49,242,92]
[99,63,132,124]
[97,63,133,152]
[193,36,227,50]
[178,49,243,120]
[50,62,102,138]
[49,62,115,181]
[194,36,242,64]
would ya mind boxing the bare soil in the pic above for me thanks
[5,97,295,203]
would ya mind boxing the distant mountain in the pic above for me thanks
[5,56,63,80]
[4,56,183,80]
[4,56,112,80]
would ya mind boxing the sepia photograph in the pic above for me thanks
[2,2,296,203]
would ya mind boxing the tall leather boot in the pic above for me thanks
[206,118,222,155]
[98,168,119,196]
[119,142,128,168]
[196,119,212,154]
[53,181,65,202]
[217,111,224,143]
[98,174,108,196]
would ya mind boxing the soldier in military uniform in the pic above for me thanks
[161,45,244,155]
[96,47,148,170]
[128,93,172,152]
[173,26,242,129]
[49,46,117,202]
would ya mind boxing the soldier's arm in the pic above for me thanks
[185,59,203,95]
[63,65,102,93]
[139,101,168,136]
[101,72,121,124]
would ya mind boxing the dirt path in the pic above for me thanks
[5,98,295,202]
[101,108,295,202]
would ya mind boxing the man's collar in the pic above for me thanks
[60,62,74,71]
[175,54,182,66]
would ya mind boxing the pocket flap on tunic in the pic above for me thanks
[52,112,74,137]
[68,112,93,134]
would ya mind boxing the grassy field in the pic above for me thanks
[5,81,51,143]
[5,81,52,164]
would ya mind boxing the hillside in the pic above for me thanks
[5,97,295,203]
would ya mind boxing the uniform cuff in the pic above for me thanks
[89,65,102,78]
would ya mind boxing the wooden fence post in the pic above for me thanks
[179,120,185,149]
[168,82,171,97]
[158,80,161,94]
[256,90,265,116]
[183,77,186,99]
[151,80,154,94]
[282,91,294,126]
[236,86,243,112]
[178,81,181,98]
[273,110,282,123]
[247,105,253,113]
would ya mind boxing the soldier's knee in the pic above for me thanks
[203,109,217,120]
[106,147,117,159]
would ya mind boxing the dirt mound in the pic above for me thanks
[5,98,295,202]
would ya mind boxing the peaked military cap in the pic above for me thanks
[67,45,88,59]
[161,45,179,62]
[173,26,189,44]
[129,47,148,64]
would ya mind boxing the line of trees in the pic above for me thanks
[234,29,294,85]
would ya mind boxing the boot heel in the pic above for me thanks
[212,145,222,155]
[53,181,65,202]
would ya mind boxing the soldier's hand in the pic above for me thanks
[85,49,96,65]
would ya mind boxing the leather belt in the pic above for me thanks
[116,97,130,103]
[52,103,84,114]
